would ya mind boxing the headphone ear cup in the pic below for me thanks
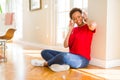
[82,11,88,23]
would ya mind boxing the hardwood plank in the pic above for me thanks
[0,43,105,80]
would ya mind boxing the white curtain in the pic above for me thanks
[6,0,15,12]
[6,0,23,39]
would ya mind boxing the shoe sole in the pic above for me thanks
[49,64,70,72]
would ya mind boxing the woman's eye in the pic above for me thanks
[73,19,76,21]
[78,16,82,18]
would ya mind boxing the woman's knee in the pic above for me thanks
[41,49,49,57]
[59,53,69,62]
[53,53,68,64]
[69,58,89,68]
[79,60,89,68]
[76,60,89,68]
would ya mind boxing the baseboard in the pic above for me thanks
[89,58,106,68]
[90,58,120,68]
[105,59,120,68]
[14,40,68,51]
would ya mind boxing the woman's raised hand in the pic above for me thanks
[69,20,74,31]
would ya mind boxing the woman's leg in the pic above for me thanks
[31,49,63,67]
[41,49,63,61]
[63,53,89,68]
[41,49,71,66]
[41,49,70,72]
[41,49,89,68]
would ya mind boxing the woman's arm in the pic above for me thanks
[64,20,74,48]
[87,21,97,31]
[82,11,97,31]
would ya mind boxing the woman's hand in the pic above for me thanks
[88,21,97,31]
[82,10,97,31]
[64,20,74,48]
[69,20,74,31]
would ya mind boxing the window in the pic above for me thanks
[56,0,70,45]
[0,0,23,40]
[56,0,88,45]
[0,0,6,13]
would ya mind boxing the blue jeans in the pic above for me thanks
[41,49,89,68]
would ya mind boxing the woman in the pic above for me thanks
[31,8,96,72]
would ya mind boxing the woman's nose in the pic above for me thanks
[76,18,79,21]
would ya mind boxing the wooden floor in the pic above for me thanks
[0,42,119,80]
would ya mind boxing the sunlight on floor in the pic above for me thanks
[6,43,104,80]
[23,49,42,58]
[80,69,120,80]
[23,50,42,54]
[0,43,119,80]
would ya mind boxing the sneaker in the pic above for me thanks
[31,59,45,66]
[49,64,70,72]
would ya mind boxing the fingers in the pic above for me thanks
[68,20,74,30]
[89,21,97,30]
[69,20,74,26]
[70,20,74,24]
[91,22,97,27]
[82,10,88,18]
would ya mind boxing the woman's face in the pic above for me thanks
[72,11,83,26]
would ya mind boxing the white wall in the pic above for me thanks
[22,0,55,46]
[107,0,120,60]
[88,0,107,67]
[89,0,120,68]
[106,0,120,67]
